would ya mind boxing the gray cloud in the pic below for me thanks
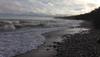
[0,0,99,15]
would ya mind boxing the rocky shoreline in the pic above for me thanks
[13,19,94,57]
[0,19,97,57]
[55,29,98,57]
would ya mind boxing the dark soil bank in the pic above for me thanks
[55,29,99,57]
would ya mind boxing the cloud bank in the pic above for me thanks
[0,0,99,16]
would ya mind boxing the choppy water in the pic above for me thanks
[0,19,91,57]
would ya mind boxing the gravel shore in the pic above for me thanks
[55,29,98,57]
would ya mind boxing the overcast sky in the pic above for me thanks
[0,0,100,16]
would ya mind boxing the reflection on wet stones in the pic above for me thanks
[55,31,97,57]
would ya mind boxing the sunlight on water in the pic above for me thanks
[66,28,90,34]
